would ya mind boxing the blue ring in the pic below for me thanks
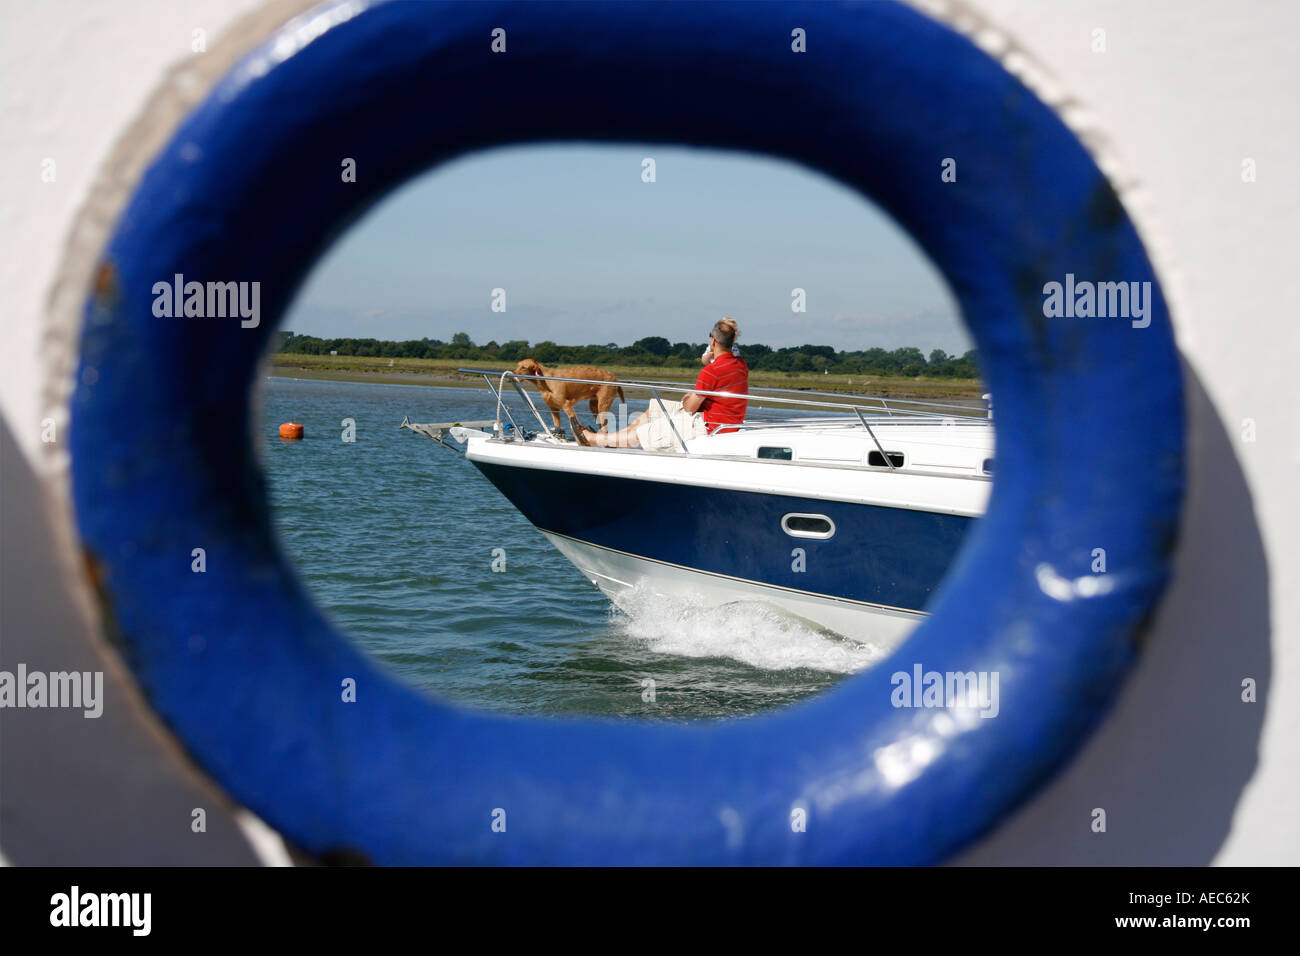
[71,0,1183,864]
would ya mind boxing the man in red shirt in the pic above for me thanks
[583,319,749,449]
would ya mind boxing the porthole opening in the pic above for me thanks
[265,142,983,719]
[782,513,837,539]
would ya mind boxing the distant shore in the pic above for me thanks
[269,354,986,403]
[268,365,483,389]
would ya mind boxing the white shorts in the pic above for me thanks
[635,399,709,451]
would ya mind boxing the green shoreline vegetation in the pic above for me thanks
[270,332,985,401]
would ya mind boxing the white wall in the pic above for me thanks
[1,0,265,451]
[1,0,1295,863]
[936,0,1299,866]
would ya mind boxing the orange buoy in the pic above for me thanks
[278,422,304,440]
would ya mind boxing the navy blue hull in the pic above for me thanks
[472,461,973,613]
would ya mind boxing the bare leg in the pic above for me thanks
[566,406,589,446]
[583,409,648,447]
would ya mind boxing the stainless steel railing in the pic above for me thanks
[457,367,991,456]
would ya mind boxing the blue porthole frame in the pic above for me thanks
[71,0,1183,864]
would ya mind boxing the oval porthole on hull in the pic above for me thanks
[782,513,837,539]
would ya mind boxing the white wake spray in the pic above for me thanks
[608,586,886,674]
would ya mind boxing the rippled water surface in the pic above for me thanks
[263,376,873,718]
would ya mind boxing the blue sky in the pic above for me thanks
[283,144,972,355]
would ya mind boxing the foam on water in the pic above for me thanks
[609,586,887,674]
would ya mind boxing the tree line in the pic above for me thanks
[274,332,980,378]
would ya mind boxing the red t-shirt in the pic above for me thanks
[694,352,749,433]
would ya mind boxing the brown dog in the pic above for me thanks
[513,358,625,443]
